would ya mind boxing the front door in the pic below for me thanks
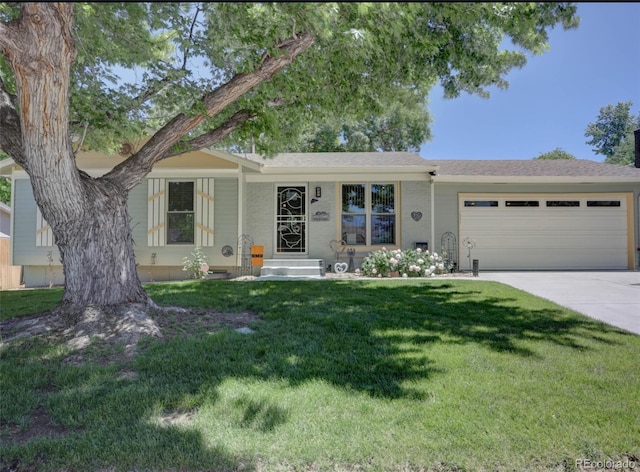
[276,186,307,253]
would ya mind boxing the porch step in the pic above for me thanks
[206,270,231,280]
[260,259,325,278]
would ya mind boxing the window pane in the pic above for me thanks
[341,214,366,245]
[506,200,539,207]
[168,182,194,211]
[277,186,306,253]
[167,213,194,243]
[371,215,396,245]
[342,184,365,213]
[278,221,306,253]
[278,186,306,217]
[546,201,580,207]
[464,201,498,207]
[371,184,394,213]
[587,200,621,207]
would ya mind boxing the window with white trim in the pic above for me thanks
[341,183,396,246]
[167,181,195,244]
[147,178,215,247]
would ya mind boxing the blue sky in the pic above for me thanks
[419,2,640,162]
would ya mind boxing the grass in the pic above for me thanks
[1,279,639,471]
[0,287,63,321]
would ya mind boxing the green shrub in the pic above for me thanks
[182,247,209,279]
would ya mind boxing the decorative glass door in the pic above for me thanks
[276,186,306,253]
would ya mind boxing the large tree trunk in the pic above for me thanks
[2,4,151,321]
[0,3,314,324]
[53,176,151,321]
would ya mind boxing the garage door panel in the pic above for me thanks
[469,248,627,270]
[470,237,626,251]
[471,230,628,241]
[462,213,625,227]
[459,194,629,270]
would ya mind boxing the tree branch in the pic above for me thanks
[126,6,202,109]
[159,110,256,161]
[181,5,202,72]
[0,13,20,54]
[0,77,26,168]
[104,31,316,191]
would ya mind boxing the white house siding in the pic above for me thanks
[400,181,432,251]
[431,183,461,256]
[12,179,61,286]
[132,177,239,282]
[12,179,57,264]
[307,181,337,266]
[244,182,275,258]
[212,178,239,266]
[17,177,239,286]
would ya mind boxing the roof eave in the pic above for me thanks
[431,175,640,184]
[200,148,263,171]
[259,165,437,174]
[0,158,16,178]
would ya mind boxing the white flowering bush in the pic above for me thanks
[357,247,445,278]
[182,247,210,279]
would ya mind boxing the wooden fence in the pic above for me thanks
[0,238,22,290]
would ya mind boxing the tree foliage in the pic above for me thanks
[289,98,432,153]
[584,101,640,165]
[2,2,580,158]
[0,149,9,204]
[0,2,580,316]
[0,176,9,204]
[534,147,576,160]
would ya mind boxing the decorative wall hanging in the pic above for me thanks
[411,211,423,221]
[311,210,330,221]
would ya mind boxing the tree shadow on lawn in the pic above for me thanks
[2,279,632,471]
[0,337,257,472]
[141,279,630,399]
[139,279,632,405]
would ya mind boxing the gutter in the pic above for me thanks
[431,175,640,184]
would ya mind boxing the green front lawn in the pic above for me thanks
[1,279,639,471]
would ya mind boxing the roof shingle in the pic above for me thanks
[239,152,434,168]
[428,159,640,177]
[234,152,640,178]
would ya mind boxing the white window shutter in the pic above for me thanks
[35,207,53,247]
[147,178,166,247]
[195,178,215,247]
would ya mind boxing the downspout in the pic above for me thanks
[430,176,435,253]
[237,165,244,268]
[635,130,640,268]
[9,171,15,266]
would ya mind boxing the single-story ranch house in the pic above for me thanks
[2,142,640,286]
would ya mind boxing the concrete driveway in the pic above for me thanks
[479,271,640,335]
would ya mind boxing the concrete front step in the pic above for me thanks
[260,259,325,277]
[206,270,231,280]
